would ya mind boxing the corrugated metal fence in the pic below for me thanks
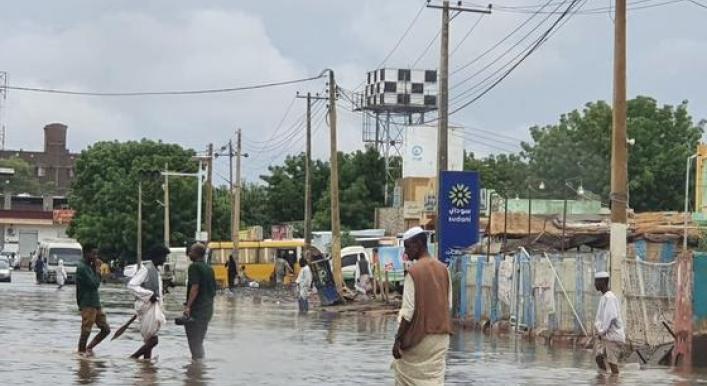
[451,248,676,346]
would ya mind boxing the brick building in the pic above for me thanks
[0,123,78,195]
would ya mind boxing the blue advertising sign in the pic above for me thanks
[438,171,480,265]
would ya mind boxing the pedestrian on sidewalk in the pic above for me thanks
[391,226,452,386]
[183,243,217,360]
[295,257,312,313]
[593,271,625,375]
[56,259,67,290]
[225,255,238,291]
[76,245,111,355]
[127,245,169,359]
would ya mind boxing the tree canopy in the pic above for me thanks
[0,157,51,195]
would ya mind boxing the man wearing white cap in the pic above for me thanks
[593,271,625,374]
[391,226,452,386]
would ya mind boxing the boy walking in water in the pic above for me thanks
[76,245,111,355]
[593,271,625,374]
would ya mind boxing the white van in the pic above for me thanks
[341,246,373,286]
[39,238,83,284]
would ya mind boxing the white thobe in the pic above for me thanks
[594,290,625,343]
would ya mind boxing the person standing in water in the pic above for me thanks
[295,257,312,313]
[593,271,625,375]
[183,243,217,360]
[56,259,68,290]
[225,255,238,291]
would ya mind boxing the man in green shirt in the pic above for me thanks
[75,245,111,355]
[183,242,217,360]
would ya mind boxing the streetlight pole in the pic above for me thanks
[137,181,143,265]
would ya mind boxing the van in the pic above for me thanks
[341,246,373,287]
[38,238,83,284]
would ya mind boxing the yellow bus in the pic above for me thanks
[207,239,305,288]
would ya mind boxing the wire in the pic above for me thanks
[688,0,707,8]
[1,73,326,97]
[449,0,586,116]
[244,96,298,145]
[412,30,442,68]
[450,14,486,57]
[352,0,428,91]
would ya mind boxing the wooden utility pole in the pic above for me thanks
[163,163,170,248]
[205,143,214,243]
[428,1,491,248]
[610,0,627,298]
[328,70,343,289]
[297,91,327,261]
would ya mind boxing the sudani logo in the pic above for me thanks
[448,183,472,208]
[411,145,423,157]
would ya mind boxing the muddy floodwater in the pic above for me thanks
[0,271,704,385]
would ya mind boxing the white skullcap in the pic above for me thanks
[402,226,425,241]
[595,271,610,279]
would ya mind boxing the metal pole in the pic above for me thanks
[503,196,508,250]
[610,0,628,299]
[528,186,532,239]
[196,161,203,241]
[206,143,213,242]
[164,163,170,248]
[137,181,143,264]
[329,69,343,289]
[684,155,697,252]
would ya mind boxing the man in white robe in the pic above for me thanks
[593,271,625,374]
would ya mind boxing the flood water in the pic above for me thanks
[0,271,704,385]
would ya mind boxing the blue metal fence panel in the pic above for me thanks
[490,255,501,322]
[474,257,484,321]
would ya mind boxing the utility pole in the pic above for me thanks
[328,70,343,289]
[297,91,327,261]
[137,181,143,264]
[205,143,214,243]
[232,129,248,263]
[163,163,170,248]
[428,1,491,251]
[610,0,627,299]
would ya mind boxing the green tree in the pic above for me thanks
[67,140,198,261]
[0,157,51,195]
[464,152,529,197]
[521,96,704,210]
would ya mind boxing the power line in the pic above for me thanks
[688,0,707,8]
[450,14,486,56]
[0,73,326,97]
[244,96,298,144]
[449,0,587,116]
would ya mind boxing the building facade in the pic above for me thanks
[0,123,78,195]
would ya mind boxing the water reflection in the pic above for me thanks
[75,357,107,384]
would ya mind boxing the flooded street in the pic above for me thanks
[0,271,704,385]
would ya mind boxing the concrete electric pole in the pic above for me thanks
[328,70,343,289]
[610,0,627,298]
[232,129,248,263]
[297,91,327,261]
[163,163,170,248]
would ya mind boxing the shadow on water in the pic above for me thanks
[2,271,707,385]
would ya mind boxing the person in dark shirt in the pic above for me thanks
[75,245,111,355]
[183,243,217,360]
[225,255,238,291]
[34,254,44,284]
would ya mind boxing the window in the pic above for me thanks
[37,167,46,177]
[384,82,397,92]
[397,94,410,105]
[379,95,385,104]
[424,95,437,106]
[342,254,358,267]
[425,70,437,82]
[380,69,385,81]
[367,72,371,84]
[411,83,424,94]
[398,69,411,81]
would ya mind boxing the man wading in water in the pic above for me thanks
[127,246,169,359]
[391,227,452,386]
[76,245,111,355]
[593,271,625,375]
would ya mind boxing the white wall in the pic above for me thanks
[2,223,69,251]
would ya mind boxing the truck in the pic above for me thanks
[38,238,83,284]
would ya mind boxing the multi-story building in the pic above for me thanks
[0,123,78,195]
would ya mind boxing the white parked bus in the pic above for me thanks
[38,238,83,284]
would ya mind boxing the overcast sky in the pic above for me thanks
[0,0,705,183]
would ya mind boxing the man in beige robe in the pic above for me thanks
[392,226,453,386]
